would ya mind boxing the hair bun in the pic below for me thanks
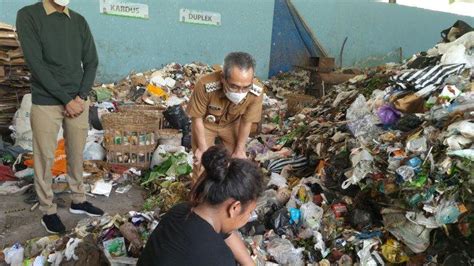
[201,146,230,182]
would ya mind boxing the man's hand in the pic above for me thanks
[64,98,84,118]
[193,146,207,166]
[231,148,247,159]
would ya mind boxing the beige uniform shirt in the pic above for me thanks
[187,70,264,127]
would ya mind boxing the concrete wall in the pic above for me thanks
[291,0,474,68]
[0,0,275,82]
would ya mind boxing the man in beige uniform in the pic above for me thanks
[187,52,263,266]
[187,52,263,178]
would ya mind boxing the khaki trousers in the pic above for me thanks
[30,102,89,215]
[191,121,239,181]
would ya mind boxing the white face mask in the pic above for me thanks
[54,0,70,6]
[225,91,248,104]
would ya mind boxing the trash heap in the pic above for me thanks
[91,62,214,107]
[240,29,473,265]
[0,22,30,130]
[1,21,473,266]
[265,69,311,99]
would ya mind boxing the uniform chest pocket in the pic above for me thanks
[228,105,246,116]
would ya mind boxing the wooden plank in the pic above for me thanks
[319,73,356,85]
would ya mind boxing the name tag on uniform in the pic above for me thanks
[208,105,222,111]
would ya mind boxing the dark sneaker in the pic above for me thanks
[41,214,66,234]
[70,201,104,217]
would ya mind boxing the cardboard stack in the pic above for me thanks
[0,22,30,129]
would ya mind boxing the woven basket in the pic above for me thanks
[157,129,183,146]
[286,93,316,116]
[102,112,161,169]
[118,105,166,129]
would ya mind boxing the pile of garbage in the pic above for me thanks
[265,69,311,99]
[1,21,473,265]
[91,62,214,107]
[239,23,473,265]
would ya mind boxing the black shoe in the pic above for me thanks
[70,201,104,217]
[41,214,66,234]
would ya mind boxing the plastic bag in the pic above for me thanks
[444,135,472,150]
[435,200,462,225]
[267,207,290,236]
[24,139,67,176]
[342,148,374,189]
[382,209,431,253]
[11,94,33,150]
[348,115,381,139]
[266,238,304,266]
[446,149,474,161]
[268,172,288,188]
[439,85,462,104]
[377,105,401,125]
[300,201,324,230]
[83,141,105,161]
[447,120,474,139]
[3,243,24,266]
[289,208,301,225]
[346,95,381,138]
[357,239,384,266]
[150,145,190,169]
[406,136,428,154]
[285,184,313,209]
[381,239,409,264]
[346,95,370,121]
[396,165,415,182]
[163,105,191,132]
[440,44,474,68]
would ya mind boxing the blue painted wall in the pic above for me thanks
[291,0,474,68]
[0,0,275,82]
[269,0,311,77]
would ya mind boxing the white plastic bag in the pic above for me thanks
[3,243,24,266]
[11,94,32,150]
[83,141,105,161]
[440,44,474,68]
[266,238,304,266]
[150,145,192,169]
[300,202,324,230]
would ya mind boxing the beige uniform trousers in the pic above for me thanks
[191,120,239,181]
[30,102,89,215]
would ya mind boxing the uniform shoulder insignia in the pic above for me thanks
[249,84,263,96]
[204,81,222,93]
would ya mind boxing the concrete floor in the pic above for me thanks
[0,184,145,248]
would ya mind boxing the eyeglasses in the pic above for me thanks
[224,79,253,93]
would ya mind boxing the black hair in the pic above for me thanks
[223,52,256,80]
[190,146,264,208]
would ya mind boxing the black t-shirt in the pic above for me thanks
[138,202,236,266]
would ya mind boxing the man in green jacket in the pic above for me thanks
[16,0,104,234]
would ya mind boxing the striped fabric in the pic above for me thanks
[390,63,465,90]
[267,155,307,174]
